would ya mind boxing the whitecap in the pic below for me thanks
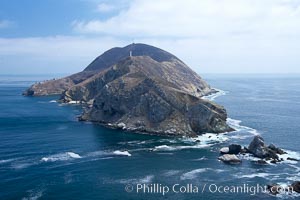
[22,189,44,200]
[68,100,80,104]
[154,145,176,151]
[269,182,300,199]
[188,133,229,144]
[49,100,56,103]
[278,150,300,164]
[117,175,154,184]
[202,88,227,101]
[238,153,260,162]
[192,156,208,161]
[181,168,208,180]
[41,152,81,162]
[163,170,181,177]
[113,150,131,157]
[0,158,17,164]
[11,162,34,170]
[150,133,229,152]
[153,144,212,152]
[226,118,260,136]
[181,168,225,180]
[99,157,114,160]
[139,175,154,183]
[238,173,271,179]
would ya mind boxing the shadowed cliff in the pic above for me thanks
[24,43,233,136]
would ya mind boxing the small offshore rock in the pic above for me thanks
[254,159,268,165]
[228,144,242,154]
[267,184,281,195]
[117,122,126,128]
[218,154,241,164]
[270,159,279,164]
[268,144,286,155]
[220,147,229,154]
[291,181,300,193]
[248,136,279,160]
[287,157,300,161]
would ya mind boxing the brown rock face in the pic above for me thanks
[23,43,233,136]
[22,71,96,96]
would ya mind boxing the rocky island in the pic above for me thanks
[24,43,233,136]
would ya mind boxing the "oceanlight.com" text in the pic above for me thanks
[124,183,293,196]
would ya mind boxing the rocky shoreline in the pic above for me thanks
[218,135,299,164]
[218,135,300,196]
[24,43,234,137]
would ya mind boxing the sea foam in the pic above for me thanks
[202,88,227,101]
[113,150,131,157]
[181,168,225,180]
[41,152,81,162]
[153,143,212,152]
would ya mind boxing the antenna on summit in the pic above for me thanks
[129,41,134,57]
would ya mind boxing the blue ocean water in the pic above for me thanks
[0,74,299,200]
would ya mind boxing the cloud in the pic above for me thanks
[68,0,300,74]
[96,3,116,12]
[1,35,299,75]
[73,0,300,38]
[1,0,300,74]
[0,20,13,29]
[0,36,127,74]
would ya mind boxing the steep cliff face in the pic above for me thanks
[65,56,232,136]
[23,43,233,136]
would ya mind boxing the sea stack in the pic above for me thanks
[24,43,233,136]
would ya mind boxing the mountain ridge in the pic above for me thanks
[23,43,233,136]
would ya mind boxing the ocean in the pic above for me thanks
[0,74,299,200]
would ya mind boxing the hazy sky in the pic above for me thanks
[0,0,300,75]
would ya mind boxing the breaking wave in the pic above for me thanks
[41,152,81,162]
[278,150,300,164]
[22,188,45,200]
[181,168,225,180]
[113,150,131,157]
[203,88,261,139]
[153,143,212,152]
[202,88,227,101]
[109,175,154,185]
[0,158,17,164]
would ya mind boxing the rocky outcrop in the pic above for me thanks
[291,181,300,193]
[268,143,286,155]
[23,43,234,136]
[220,147,229,154]
[253,159,268,165]
[228,144,242,154]
[78,56,233,136]
[248,136,286,161]
[219,136,290,164]
[218,154,241,164]
[219,144,241,155]
[267,184,282,195]
[267,181,300,196]
[287,157,300,161]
